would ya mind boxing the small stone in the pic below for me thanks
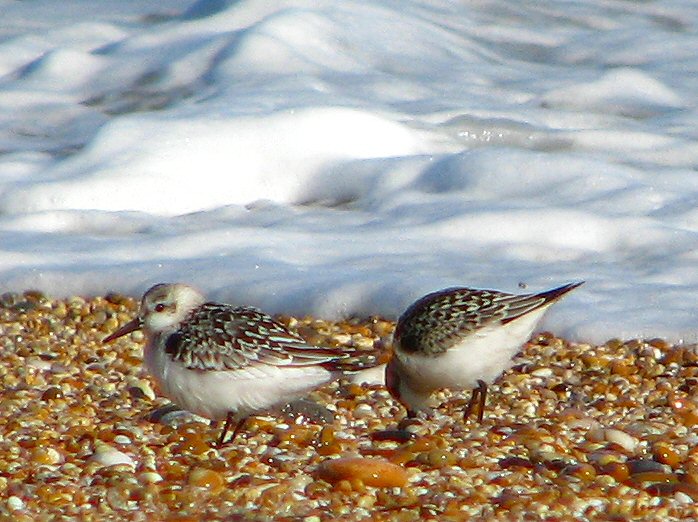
[674,491,694,504]
[352,403,374,419]
[41,387,64,401]
[126,378,155,401]
[318,457,409,488]
[602,428,638,453]
[31,447,63,465]
[416,449,457,469]
[88,443,135,469]
[148,404,205,426]
[188,467,225,493]
[628,471,678,487]
[562,463,596,481]
[499,456,535,470]
[138,472,163,484]
[610,360,634,376]
[371,430,415,443]
[596,461,630,482]
[626,458,669,475]
[7,496,24,511]
[277,398,334,424]
[105,292,133,306]
[652,442,681,468]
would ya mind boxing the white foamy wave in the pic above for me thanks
[1,0,698,344]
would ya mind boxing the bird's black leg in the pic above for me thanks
[464,380,488,423]
[229,415,250,443]
[476,380,487,422]
[217,413,233,447]
[217,412,245,447]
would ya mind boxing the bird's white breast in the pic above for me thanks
[143,335,335,421]
[396,306,548,393]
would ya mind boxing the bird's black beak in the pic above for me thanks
[103,317,142,343]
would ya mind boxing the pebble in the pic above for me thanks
[188,467,225,493]
[353,403,374,418]
[2,292,698,520]
[317,457,409,488]
[587,428,638,453]
[31,447,63,465]
[7,496,24,511]
[626,458,669,475]
[88,444,136,469]
[138,472,163,484]
[148,405,206,427]
[277,398,335,424]
[652,442,681,468]
[674,491,693,505]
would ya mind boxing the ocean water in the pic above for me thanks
[1,0,698,344]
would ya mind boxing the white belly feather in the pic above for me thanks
[397,307,547,396]
[143,340,334,421]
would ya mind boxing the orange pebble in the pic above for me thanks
[653,442,681,468]
[596,462,630,482]
[406,436,442,452]
[682,410,698,428]
[318,457,409,488]
[188,467,225,493]
[563,463,597,481]
[627,471,678,487]
[610,360,634,376]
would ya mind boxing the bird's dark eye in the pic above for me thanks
[154,303,166,313]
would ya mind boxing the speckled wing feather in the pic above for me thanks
[164,303,349,371]
[321,349,387,372]
[395,282,582,356]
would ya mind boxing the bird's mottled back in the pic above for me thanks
[394,282,582,356]
[163,303,346,371]
[104,281,386,445]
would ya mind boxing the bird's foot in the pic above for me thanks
[463,380,488,424]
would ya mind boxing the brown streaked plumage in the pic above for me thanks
[386,281,583,422]
[104,283,380,446]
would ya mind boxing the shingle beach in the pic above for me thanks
[2,291,698,521]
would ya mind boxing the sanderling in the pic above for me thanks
[385,281,583,423]
[104,283,378,446]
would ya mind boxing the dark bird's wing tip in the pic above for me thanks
[542,280,585,302]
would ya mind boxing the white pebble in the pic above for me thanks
[27,358,52,371]
[113,435,132,445]
[7,496,24,511]
[138,471,163,484]
[39,447,63,465]
[353,403,374,419]
[603,428,638,453]
[531,368,553,378]
[568,418,599,430]
[674,491,693,505]
[89,444,135,468]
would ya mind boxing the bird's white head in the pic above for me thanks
[138,283,206,335]
[103,283,206,343]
